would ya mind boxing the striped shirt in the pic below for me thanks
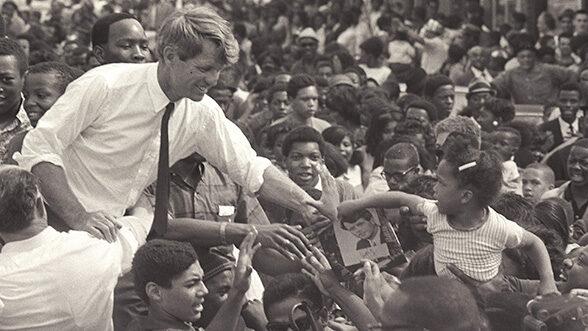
[417,199,524,282]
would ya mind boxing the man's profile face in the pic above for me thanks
[431,85,454,115]
[207,87,233,113]
[0,55,24,117]
[291,86,318,119]
[269,91,290,119]
[564,246,588,291]
[522,168,553,203]
[568,146,588,187]
[99,19,150,64]
[346,216,376,240]
[558,90,580,123]
[286,141,322,189]
[165,38,223,102]
[158,262,208,323]
[199,269,234,326]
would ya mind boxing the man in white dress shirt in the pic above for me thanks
[0,165,151,330]
[14,6,336,243]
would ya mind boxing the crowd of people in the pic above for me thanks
[0,0,587,330]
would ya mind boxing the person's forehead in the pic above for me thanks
[205,269,234,288]
[384,157,413,170]
[434,85,454,96]
[296,85,318,98]
[570,146,588,159]
[559,90,580,99]
[298,37,317,44]
[517,50,535,57]
[108,18,146,41]
[406,107,427,115]
[174,262,204,284]
[522,168,547,181]
[290,141,321,154]
[271,90,288,101]
[25,71,60,88]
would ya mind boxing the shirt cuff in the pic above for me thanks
[13,152,65,172]
[245,156,272,194]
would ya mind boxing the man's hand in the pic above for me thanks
[233,230,262,294]
[301,246,340,296]
[570,288,588,300]
[359,260,398,320]
[305,164,339,225]
[256,223,310,260]
[241,299,268,331]
[72,210,121,243]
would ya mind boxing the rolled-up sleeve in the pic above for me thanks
[191,99,272,194]
[14,74,108,171]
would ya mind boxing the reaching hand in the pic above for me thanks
[73,210,121,243]
[570,288,588,300]
[305,164,339,224]
[233,231,262,295]
[256,224,311,260]
[241,299,268,331]
[301,246,340,297]
[360,260,398,320]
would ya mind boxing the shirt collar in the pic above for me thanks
[15,99,30,125]
[1,226,56,254]
[149,62,173,113]
[558,115,579,132]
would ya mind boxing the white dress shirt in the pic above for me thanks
[15,63,271,216]
[558,116,580,141]
[0,216,150,330]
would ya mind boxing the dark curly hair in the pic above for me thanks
[325,85,361,126]
[442,136,503,207]
[0,167,39,233]
[263,273,323,313]
[322,126,363,166]
[482,97,515,124]
[132,239,199,303]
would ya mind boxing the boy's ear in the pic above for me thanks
[93,45,105,64]
[146,282,162,302]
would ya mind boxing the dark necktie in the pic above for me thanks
[153,103,175,236]
[569,123,575,137]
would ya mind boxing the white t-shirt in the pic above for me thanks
[417,199,525,282]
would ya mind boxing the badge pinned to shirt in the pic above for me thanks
[218,205,235,217]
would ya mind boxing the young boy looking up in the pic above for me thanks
[3,61,82,164]
[490,126,523,195]
[338,138,557,294]
[522,163,555,203]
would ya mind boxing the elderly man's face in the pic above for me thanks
[469,47,487,70]
[164,39,223,102]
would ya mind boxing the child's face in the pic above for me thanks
[522,168,553,203]
[339,136,354,162]
[157,262,208,323]
[434,160,464,214]
[23,72,62,127]
[490,131,518,161]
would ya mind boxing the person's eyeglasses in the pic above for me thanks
[266,301,320,331]
[368,322,429,330]
[381,166,416,182]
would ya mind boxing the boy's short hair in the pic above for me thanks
[266,83,288,103]
[524,163,555,185]
[287,74,316,99]
[443,137,503,207]
[282,126,325,157]
[27,61,83,94]
[360,37,385,58]
[91,13,137,47]
[132,239,198,303]
[0,37,28,75]
[494,126,522,148]
[341,209,373,230]
[384,276,483,331]
[263,273,323,313]
[384,142,420,167]
[491,192,537,228]
[434,116,481,148]
[423,74,453,98]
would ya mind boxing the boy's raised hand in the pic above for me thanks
[233,230,262,295]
